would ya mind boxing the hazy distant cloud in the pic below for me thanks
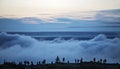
[21,17,42,24]
[95,9,120,22]
[0,9,120,24]
[0,9,120,32]
[0,17,72,24]
[22,19,39,24]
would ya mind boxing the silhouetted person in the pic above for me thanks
[27,61,29,65]
[38,61,41,65]
[93,58,96,63]
[51,61,53,64]
[75,59,77,63]
[24,60,27,65]
[103,59,107,63]
[31,61,34,65]
[77,59,80,63]
[80,58,83,63]
[4,59,6,64]
[62,57,65,63]
[55,56,60,64]
[100,59,102,63]
[42,59,46,64]
[97,61,100,63]
[19,61,22,65]
[67,60,69,64]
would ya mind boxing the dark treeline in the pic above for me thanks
[0,56,120,69]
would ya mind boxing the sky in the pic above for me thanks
[0,0,120,64]
[0,0,120,32]
[0,0,120,18]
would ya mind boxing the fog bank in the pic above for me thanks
[0,32,120,63]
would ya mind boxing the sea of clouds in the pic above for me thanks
[0,32,120,64]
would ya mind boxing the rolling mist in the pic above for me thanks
[0,32,120,64]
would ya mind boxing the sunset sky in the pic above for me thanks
[0,0,120,64]
[0,0,120,17]
[0,0,120,32]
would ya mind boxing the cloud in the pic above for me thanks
[21,18,40,24]
[0,9,120,25]
[95,9,120,22]
[1,9,120,23]
[0,32,37,49]
[0,16,120,32]
[0,32,120,64]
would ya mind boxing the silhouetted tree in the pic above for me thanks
[55,56,60,64]
[42,59,46,64]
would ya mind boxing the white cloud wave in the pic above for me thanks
[0,32,120,64]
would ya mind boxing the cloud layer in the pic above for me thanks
[0,32,120,64]
[0,9,120,32]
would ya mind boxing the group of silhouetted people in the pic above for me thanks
[3,56,108,65]
[1,56,120,69]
